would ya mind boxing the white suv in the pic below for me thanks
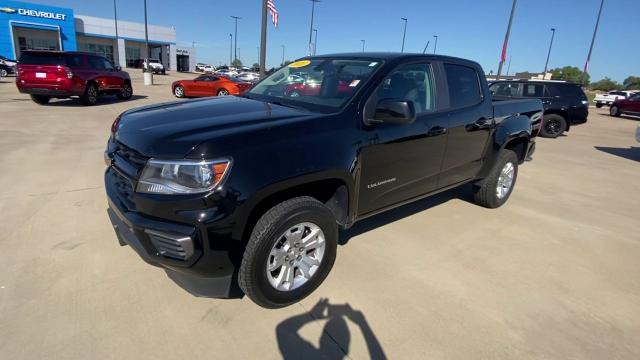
[144,59,166,74]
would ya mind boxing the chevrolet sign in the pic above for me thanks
[1,7,67,20]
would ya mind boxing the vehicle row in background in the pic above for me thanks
[489,80,589,138]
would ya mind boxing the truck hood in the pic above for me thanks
[114,96,311,158]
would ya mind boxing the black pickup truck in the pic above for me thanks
[105,53,542,308]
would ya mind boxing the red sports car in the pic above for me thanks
[172,75,252,98]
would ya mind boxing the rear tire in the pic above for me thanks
[81,83,99,106]
[217,88,229,96]
[609,105,621,117]
[595,103,603,108]
[239,196,338,308]
[0,69,7,78]
[539,114,566,138]
[473,149,519,209]
[30,95,50,105]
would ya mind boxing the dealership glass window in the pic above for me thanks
[126,46,141,67]
[18,37,58,51]
[78,43,113,63]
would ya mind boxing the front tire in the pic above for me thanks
[117,82,133,100]
[30,95,50,105]
[0,68,7,77]
[473,149,519,209]
[539,114,566,138]
[239,196,338,308]
[174,85,185,98]
[610,105,621,117]
[595,103,603,108]
[81,83,99,106]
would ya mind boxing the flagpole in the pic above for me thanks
[496,0,517,80]
[582,0,604,85]
[259,0,267,76]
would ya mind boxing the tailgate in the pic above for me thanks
[18,64,68,85]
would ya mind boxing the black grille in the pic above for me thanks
[113,142,148,178]
[146,230,195,261]
[111,169,135,210]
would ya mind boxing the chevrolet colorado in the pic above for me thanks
[104,53,542,308]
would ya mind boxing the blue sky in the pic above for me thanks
[34,0,639,82]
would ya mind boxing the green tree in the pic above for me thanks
[231,58,243,68]
[550,66,590,85]
[252,63,260,69]
[590,77,621,91]
[622,76,640,90]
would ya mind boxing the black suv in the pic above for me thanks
[489,80,588,138]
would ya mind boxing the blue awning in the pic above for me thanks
[11,21,60,32]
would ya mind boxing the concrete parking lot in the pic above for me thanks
[0,71,639,360]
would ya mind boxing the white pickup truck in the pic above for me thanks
[594,91,635,108]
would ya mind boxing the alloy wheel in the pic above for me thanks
[496,162,515,199]
[266,222,326,292]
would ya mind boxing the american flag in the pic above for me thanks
[267,0,279,28]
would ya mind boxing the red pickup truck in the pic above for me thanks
[16,51,133,105]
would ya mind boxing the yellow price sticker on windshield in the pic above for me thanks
[288,60,311,68]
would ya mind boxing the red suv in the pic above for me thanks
[16,51,133,105]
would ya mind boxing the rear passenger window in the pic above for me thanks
[523,84,544,97]
[65,55,83,68]
[444,64,482,108]
[490,82,522,97]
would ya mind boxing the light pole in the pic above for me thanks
[281,45,285,66]
[422,40,430,54]
[496,0,517,80]
[143,0,149,59]
[259,0,267,76]
[313,29,318,55]
[543,28,555,75]
[113,0,119,65]
[433,35,438,54]
[229,33,232,66]
[361,39,365,52]
[231,16,241,63]
[400,17,408,52]
[308,0,320,55]
[583,0,605,85]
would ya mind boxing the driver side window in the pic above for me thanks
[376,63,435,113]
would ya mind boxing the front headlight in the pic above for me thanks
[136,158,232,194]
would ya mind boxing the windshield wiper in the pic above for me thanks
[269,101,308,112]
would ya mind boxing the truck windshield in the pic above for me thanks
[247,58,381,112]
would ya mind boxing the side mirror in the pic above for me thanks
[114,65,121,72]
[372,99,416,124]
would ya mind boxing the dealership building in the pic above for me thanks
[0,0,196,71]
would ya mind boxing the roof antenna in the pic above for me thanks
[422,40,430,54]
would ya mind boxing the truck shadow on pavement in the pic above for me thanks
[339,185,472,245]
[594,146,640,162]
[276,298,387,360]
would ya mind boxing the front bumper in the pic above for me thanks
[105,166,240,297]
